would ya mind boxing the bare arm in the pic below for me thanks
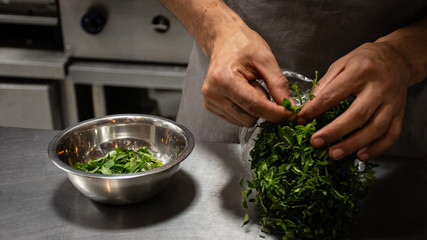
[375,17,427,85]
[298,16,427,161]
[161,0,296,126]
[160,0,243,56]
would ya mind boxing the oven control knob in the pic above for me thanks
[152,16,170,33]
[81,9,107,35]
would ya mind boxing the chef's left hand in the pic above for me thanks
[298,42,413,161]
[300,17,427,161]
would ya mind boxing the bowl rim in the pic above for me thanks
[47,114,195,179]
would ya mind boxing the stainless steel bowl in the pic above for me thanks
[48,114,195,205]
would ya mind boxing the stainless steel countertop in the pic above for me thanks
[1,126,426,240]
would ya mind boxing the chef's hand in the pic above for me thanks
[298,16,427,161]
[298,43,408,161]
[201,26,296,127]
[160,0,296,127]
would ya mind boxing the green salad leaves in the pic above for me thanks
[73,147,163,174]
[241,74,377,240]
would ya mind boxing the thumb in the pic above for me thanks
[259,66,293,106]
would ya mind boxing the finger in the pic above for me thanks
[298,68,358,124]
[310,61,345,97]
[229,78,296,123]
[203,77,267,126]
[232,90,296,123]
[204,101,255,127]
[263,71,293,105]
[356,109,404,161]
[203,96,258,127]
[251,78,298,108]
[203,98,239,125]
[310,88,381,148]
[249,80,269,99]
[253,55,296,108]
[326,104,393,160]
[202,71,269,126]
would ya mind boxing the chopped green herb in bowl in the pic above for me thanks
[73,147,163,174]
[48,114,194,204]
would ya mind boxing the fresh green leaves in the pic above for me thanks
[282,98,296,113]
[242,213,250,227]
[241,75,377,240]
[282,70,319,114]
[73,147,163,174]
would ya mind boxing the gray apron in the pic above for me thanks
[177,0,427,157]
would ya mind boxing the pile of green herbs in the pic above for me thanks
[74,147,163,174]
[241,74,377,240]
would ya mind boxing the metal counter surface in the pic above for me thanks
[1,126,426,240]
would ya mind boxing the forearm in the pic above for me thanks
[375,16,427,86]
[160,0,248,56]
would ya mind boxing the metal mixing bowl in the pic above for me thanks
[48,114,195,205]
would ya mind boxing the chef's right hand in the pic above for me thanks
[160,0,296,127]
[201,24,296,127]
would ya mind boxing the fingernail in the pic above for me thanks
[331,148,345,160]
[358,148,370,161]
[312,138,326,147]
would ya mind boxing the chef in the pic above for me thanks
[160,0,427,161]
